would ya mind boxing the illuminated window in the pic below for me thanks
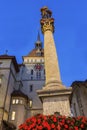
[16,99,19,104]
[11,111,16,120]
[12,99,15,104]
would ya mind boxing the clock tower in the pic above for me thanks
[22,32,45,117]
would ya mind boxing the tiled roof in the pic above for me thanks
[24,49,44,57]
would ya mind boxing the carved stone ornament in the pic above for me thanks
[41,20,54,33]
[40,7,54,33]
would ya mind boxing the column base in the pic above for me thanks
[37,86,72,116]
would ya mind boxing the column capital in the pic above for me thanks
[40,18,54,33]
[40,7,54,34]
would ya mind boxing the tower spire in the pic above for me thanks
[37,31,40,41]
[35,31,42,49]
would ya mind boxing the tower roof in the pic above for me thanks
[11,90,29,100]
[23,48,44,57]
[35,31,42,49]
[23,32,44,58]
[37,31,41,42]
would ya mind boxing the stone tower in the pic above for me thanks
[37,6,72,116]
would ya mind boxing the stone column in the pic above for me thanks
[40,7,64,89]
[37,7,72,116]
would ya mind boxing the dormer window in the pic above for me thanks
[16,99,19,104]
[12,98,23,104]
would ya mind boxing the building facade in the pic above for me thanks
[0,33,45,129]
[0,6,87,130]
[70,80,87,117]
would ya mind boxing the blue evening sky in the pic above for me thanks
[0,0,87,87]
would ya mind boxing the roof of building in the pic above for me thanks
[70,80,87,103]
[71,80,87,88]
[11,90,29,100]
[23,32,44,58]
[26,48,44,57]
[0,54,19,72]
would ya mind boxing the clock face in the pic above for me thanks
[34,64,42,71]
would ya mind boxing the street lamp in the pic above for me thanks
[29,99,32,108]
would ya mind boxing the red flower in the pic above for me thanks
[51,123,55,129]
[80,124,84,128]
[57,124,61,130]
[64,124,68,129]
[19,114,87,130]
[74,126,78,130]
[36,125,43,129]
[53,117,57,122]
[42,121,50,130]
[37,119,41,124]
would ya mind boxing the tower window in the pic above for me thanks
[27,59,29,62]
[30,85,33,92]
[35,59,37,63]
[44,69,45,74]
[31,76,33,80]
[31,59,33,63]
[36,71,41,79]
[40,59,42,62]
[11,111,16,120]
[31,69,33,75]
